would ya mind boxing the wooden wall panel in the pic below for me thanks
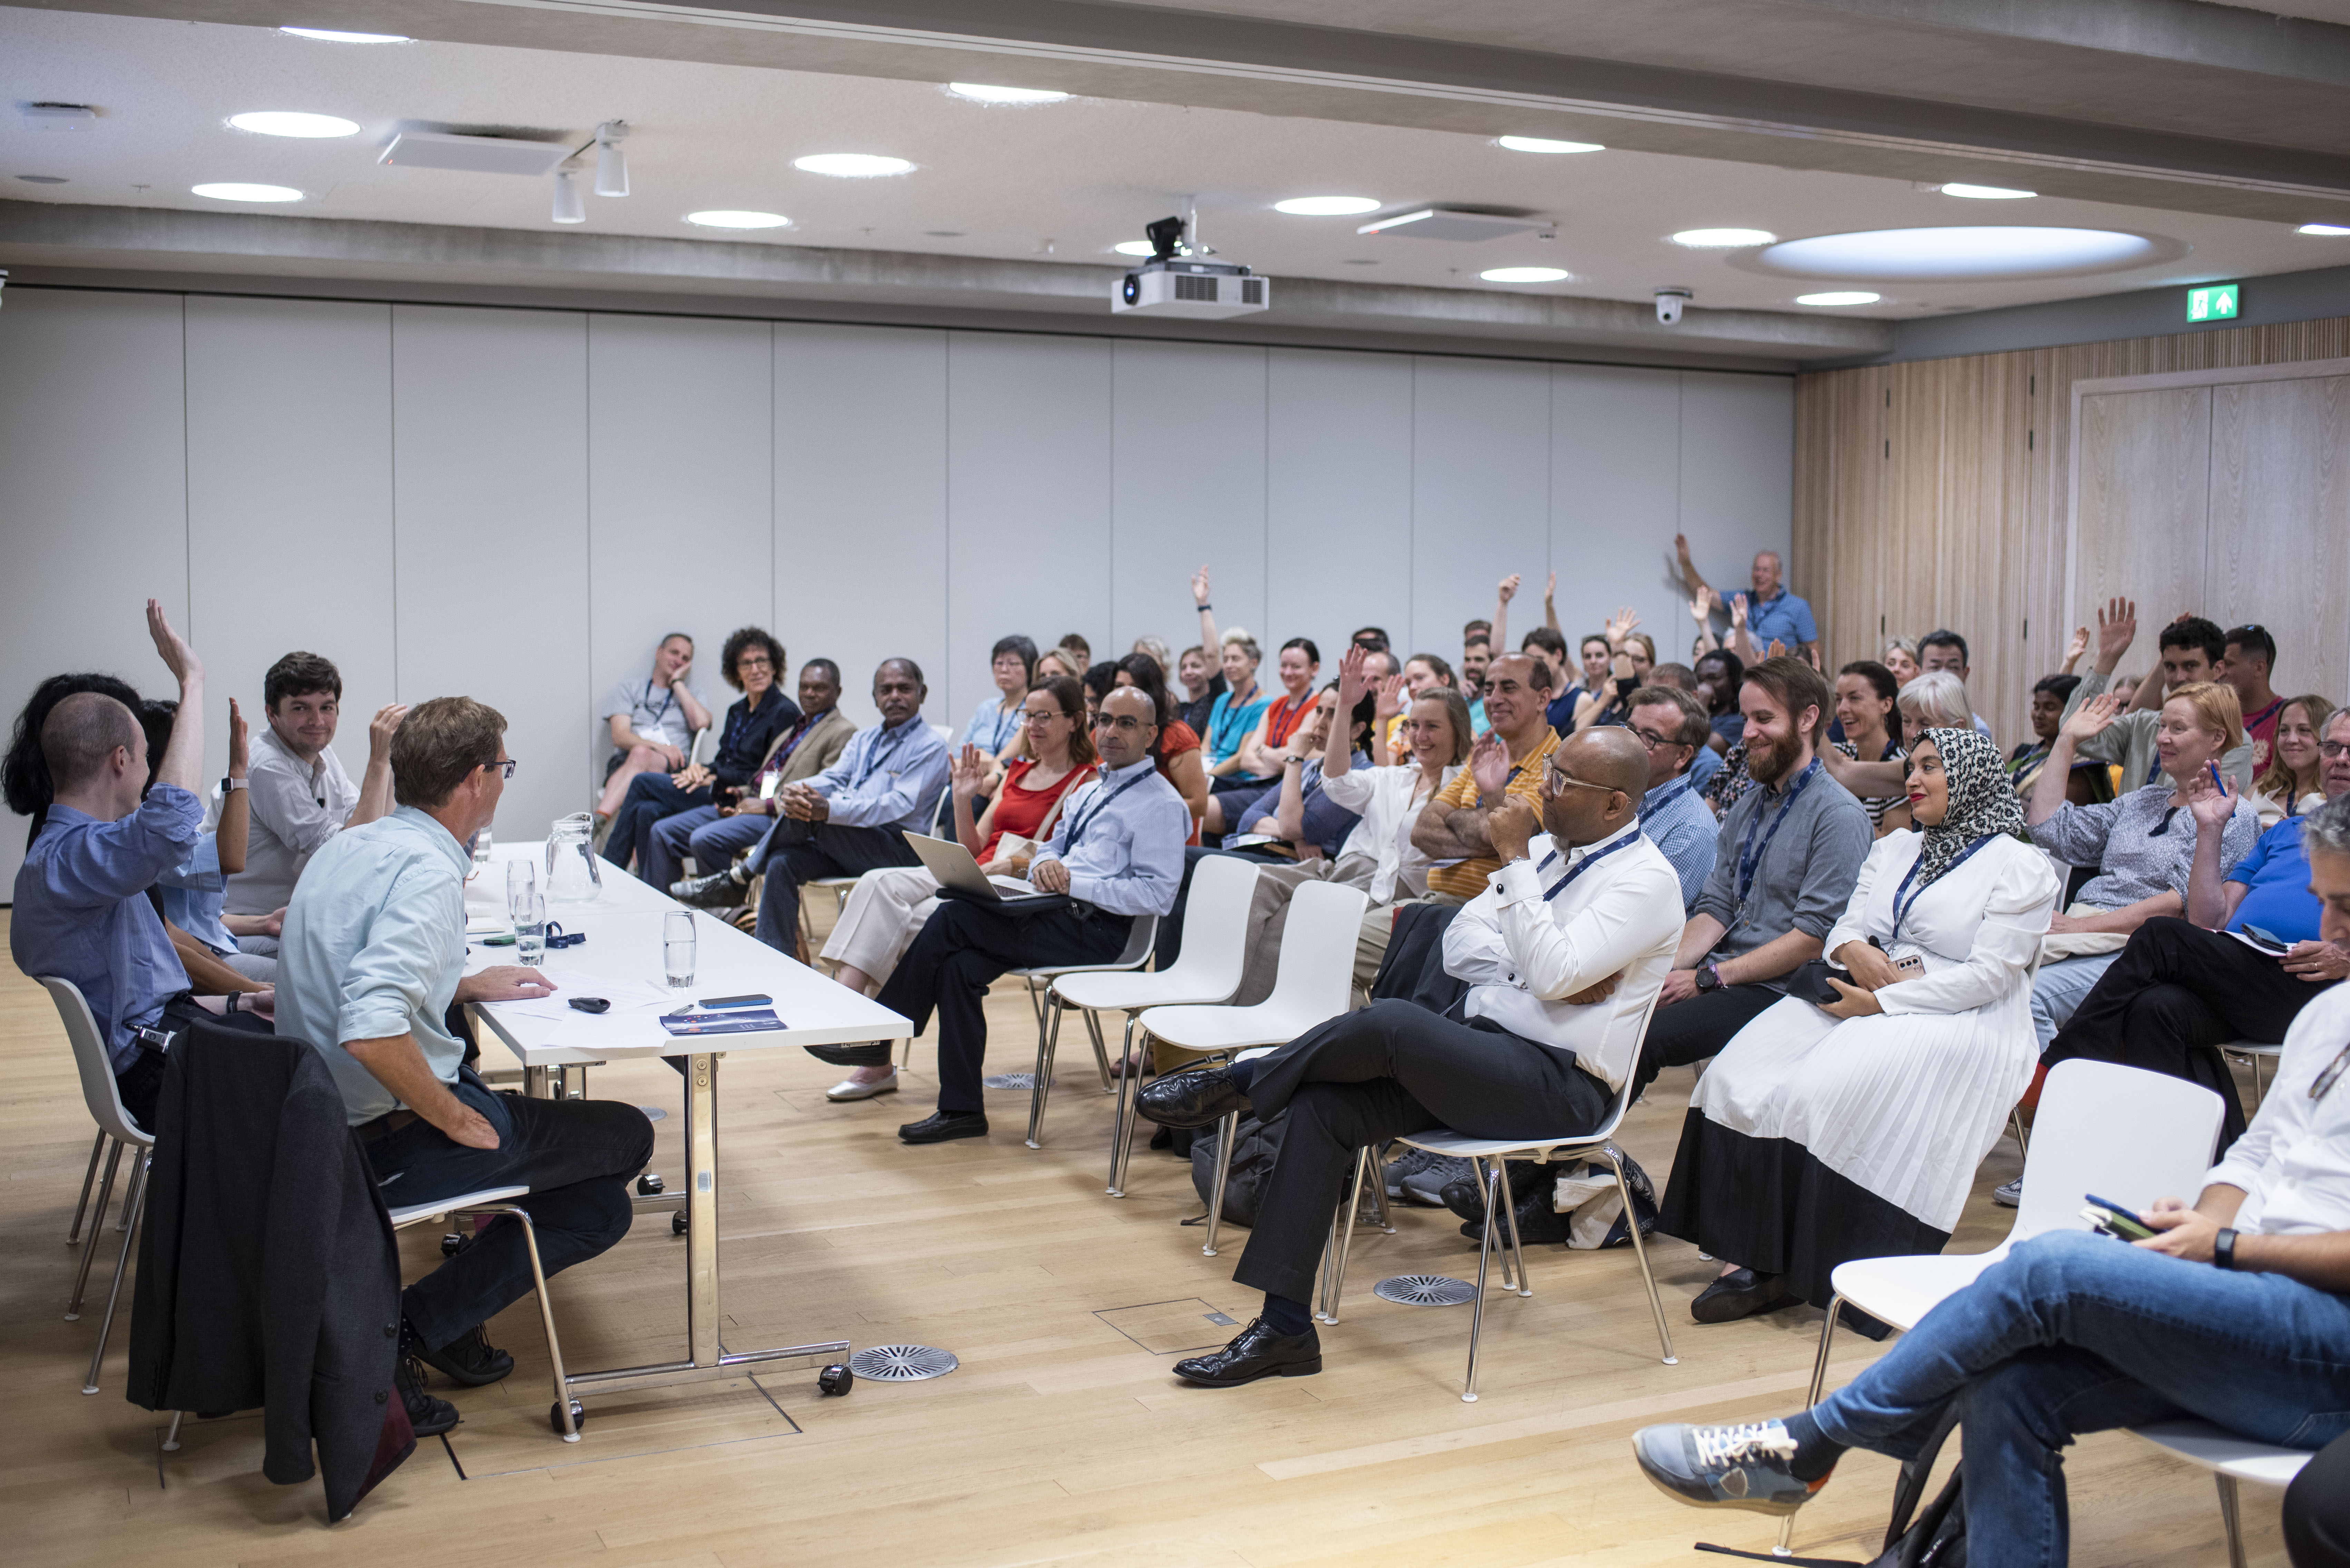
[2207,375,2350,703]
[2072,387,2211,631]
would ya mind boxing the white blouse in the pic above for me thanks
[1823,832,2061,1018]
[1319,759,1466,903]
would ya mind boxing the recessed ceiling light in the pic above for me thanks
[1275,196,1380,216]
[1112,239,1155,256]
[792,153,912,178]
[1756,226,2167,281]
[191,182,303,203]
[228,110,359,138]
[1939,183,2037,200]
[686,210,790,228]
[1497,135,1603,154]
[2299,222,2350,236]
[1481,266,1569,283]
[278,26,409,42]
[947,83,1068,104]
[1673,227,1777,248]
[1797,291,1882,306]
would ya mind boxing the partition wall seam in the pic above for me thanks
[388,304,400,699]
[179,297,192,644]
[583,315,597,785]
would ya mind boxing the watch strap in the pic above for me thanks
[2214,1227,2238,1270]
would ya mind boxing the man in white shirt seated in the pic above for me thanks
[275,697,653,1431]
[224,651,403,952]
[1135,728,1682,1385]
[1633,790,2350,1560]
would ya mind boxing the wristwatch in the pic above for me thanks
[1694,963,1723,993]
[2213,1227,2239,1270]
[221,775,249,793]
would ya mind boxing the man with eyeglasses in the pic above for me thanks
[821,685,1189,1145]
[1625,686,1721,909]
[1413,653,1563,904]
[276,696,651,1436]
[1133,728,1682,1385]
[2042,707,2350,1156]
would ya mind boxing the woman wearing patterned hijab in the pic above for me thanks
[1655,727,2063,1332]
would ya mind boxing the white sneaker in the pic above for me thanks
[827,1070,899,1102]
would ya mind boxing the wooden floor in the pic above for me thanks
[1,905,2287,1567]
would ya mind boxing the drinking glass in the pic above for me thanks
[508,860,547,967]
[468,826,494,882]
[664,911,696,990]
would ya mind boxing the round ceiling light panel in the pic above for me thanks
[228,111,359,138]
[1481,266,1570,283]
[1275,196,1380,216]
[1796,291,1882,307]
[1748,226,2180,281]
[192,182,304,202]
[1498,135,1603,154]
[686,210,790,228]
[1672,227,1776,248]
[279,27,409,42]
[947,83,1068,104]
[793,154,913,178]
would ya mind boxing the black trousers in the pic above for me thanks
[2287,1431,2350,1568]
[871,899,1130,1114]
[115,996,273,1133]
[1234,999,1613,1304]
[2046,915,2342,1152]
[750,818,924,952]
[1632,982,1782,1096]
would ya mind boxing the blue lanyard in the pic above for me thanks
[1209,688,1258,757]
[1737,758,1820,904]
[1646,777,1695,814]
[1060,769,1152,855]
[644,682,675,731]
[1534,830,1639,902]
[852,722,916,790]
[1889,835,1998,942]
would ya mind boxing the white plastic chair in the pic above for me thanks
[1007,913,1160,1141]
[2130,1420,2314,1568]
[2221,1039,2284,1108]
[386,1187,582,1442]
[40,977,158,1396]
[1131,880,1370,1248]
[1046,854,1261,1172]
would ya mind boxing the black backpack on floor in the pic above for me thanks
[1187,1110,1288,1228]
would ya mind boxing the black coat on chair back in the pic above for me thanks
[125,1020,414,1522]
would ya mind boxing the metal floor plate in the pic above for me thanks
[848,1344,959,1381]
[1373,1274,1478,1307]
[983,1073,1050,1090]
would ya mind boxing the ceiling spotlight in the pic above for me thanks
[1672,227,1777,248]
[191,182,303,202]
[1497,135,1603,154]
[2298,222,2350,236]
[686,210,790,228]
[948,83,1068,104]
[792,153,912,178]
[594,120,628,198]
[1797,291,1882,306]
[1939,182,2037,200]
[1481,266,1569,283]
[552,169,585,224]
[228,110,359,138]
[1113,239,1155,256]
[278,26,409,42]
[1274,196,1380,216]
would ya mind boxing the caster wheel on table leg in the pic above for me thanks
[440,1232,463,1256]
[550,1400,587,1439]
[818,1363,854,1396]
[636,1173,665,1196]
[671,1211,689,1236]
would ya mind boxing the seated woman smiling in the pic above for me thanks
[1655,728,2061,1332]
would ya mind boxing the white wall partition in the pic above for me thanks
[0,286,1794,893]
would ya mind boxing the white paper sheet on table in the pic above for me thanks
[487,975,680,1024]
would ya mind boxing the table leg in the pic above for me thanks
[685,1048,720,1366]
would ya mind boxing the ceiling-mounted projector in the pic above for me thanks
[1113,213,1269,319]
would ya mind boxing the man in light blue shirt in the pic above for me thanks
[822,685,1189,1145]
[1736,551,1818,660]
[1626,687,1722,910]
[743,658,951,954]
[276,695,652,1396]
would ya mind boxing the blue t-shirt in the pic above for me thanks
[1204,687,1270,768]
[2227,817,2324,945]
[158,832,237,958]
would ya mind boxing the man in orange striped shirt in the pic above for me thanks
[1413,653,1563,902]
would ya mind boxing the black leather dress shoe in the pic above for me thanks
[1690,1268,1801,1324]
[671,868,748,908]
[898,1109,988,1144]
[1171,1319,1322,1386]
[1135,1067,1252,1130]
[806,1041,894,1067]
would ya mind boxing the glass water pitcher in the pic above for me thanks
[546,812,605,904]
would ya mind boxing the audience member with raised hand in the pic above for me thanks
[1412,651,1565,905]
[1625,686,1722,909]
[1635,657,1874,1093]
[1657,728,2059,1328]
[1135,728,1683,1387]
[1822,660,1910,835]
[274,695,650,1439]
[1569,608,1655,732]
[2005,672,2109,806]
[2255,695,2337,818]
[602,627,799,882]
[2024,680,2261,1055]
[2064,600,2256,791]
[1223,683,1370,862]
[1687,586,1721,659]
[11,601,276,1133]
[224,650,402,947]
[2041,708,2350,1153]
[1633,815,2350,1562]
[813,676,1100,1102]
[149,695,279,984]
[657,659,856,913]
[1487,573,1522,661]
[2221,624,2287,774]
[594,633,712,821]
[1737,550,1817,664]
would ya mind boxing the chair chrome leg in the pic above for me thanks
[1370,1153,1396,1234]
[68,1140,125,1320]
[67,1131,106,1246]
[161,1410,184,1452]
[1772,1292,1843,1556]
[116,1146,146,1232]
[84,1152,148,1395]
[1083,1008,1114,1094]
[1496,1156,1532,1297]
[2216,1473,2247,1568]
[1463,1161,1504,1402]
[1202,1110,1238,1256]
[1323,1147,1369,1324]
[479,1204,578,1441]
[1603,1145,1678,1367]
[1024,996,1063,1149]
[1106,1019,1143,1196]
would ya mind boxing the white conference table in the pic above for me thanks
[460,839,912,1409]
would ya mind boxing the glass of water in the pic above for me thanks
[508,859,547,967]
[664,911,696,990]
[469,826,494,882]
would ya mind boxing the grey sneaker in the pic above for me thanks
[1993,1176,2022,1208]
[1631,1420,1823,1517]
[1394,1149,1476,1207]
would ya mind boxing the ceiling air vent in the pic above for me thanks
[379,130,573,176]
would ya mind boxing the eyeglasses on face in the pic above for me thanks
[1628,725,1685,752]
[1543,762,1618,795]
[1093,713,1152,733]
[2319,741,2350,760]
[487,758,517,780]
[736,655,773,670]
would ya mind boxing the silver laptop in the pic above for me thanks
[906,833,1063,907]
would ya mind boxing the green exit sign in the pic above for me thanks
[2187,283,2240,322]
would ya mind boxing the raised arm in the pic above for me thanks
[350,703,406,828]
[1191,564,1218,653]
[1543,570,1561,634]
[949,744,992,857]
[2031,694,2120,826]
[2181,769,2244,928]
[1674,533,1716,605]
[145,599,206,797]
[1492,574,1519,657]
[217,698,250,874]
[1688,587,1720,656]
[1326,648,1373,781]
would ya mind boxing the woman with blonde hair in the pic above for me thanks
[1881,637,1921,687]
[2252,694,2336,817]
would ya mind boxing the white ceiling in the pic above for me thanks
[2,5,2342,319]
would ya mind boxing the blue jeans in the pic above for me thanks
[1813,1229,2350,1567]
[2030,952,2118,1050]
[367,1069,655,1350]
[603,772,710,877]
[646,806,768,892]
